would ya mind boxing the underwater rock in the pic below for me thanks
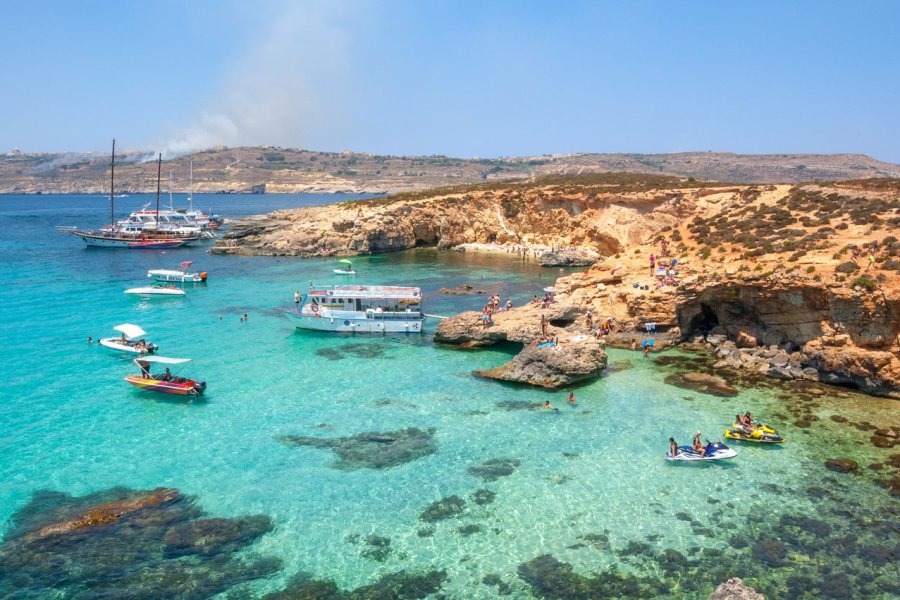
[664,372,738,397]
[439,283,486,295]
[0,487,280,599]
[419,495,466,522]
[707,577,765,600]
[751,539,787,566]
[314,348,345,361]
[280,427,438,470]
[162,515,273,558]
[875,426,898,438]
[467,457,522,481]
[830,414,849,423]
[482,573,513,596]
[825,458,860,473]
[496,400,544,411]
[472,489,496,505]
[517,554,666,598]
[264,569,448,600]
[457,524,482,536]
[359,534,392,562]
[871,435,896,448]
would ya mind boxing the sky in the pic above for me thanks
[1,0,898,162]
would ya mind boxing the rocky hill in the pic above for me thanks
[2,146,899,194]
[213,173,900,398]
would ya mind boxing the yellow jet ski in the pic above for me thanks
[725,426,784,443]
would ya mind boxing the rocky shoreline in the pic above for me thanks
[211,175,900,398]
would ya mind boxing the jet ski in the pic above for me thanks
[666,441,737,461]
[725,427,784,443]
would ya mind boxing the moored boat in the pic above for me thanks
[126,356,206,396]
[124,285,187,297]
[287,284,425,333]
[99,323,158,355]
[148,261,208,283]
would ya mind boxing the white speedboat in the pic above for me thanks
[99,323,158,355]
[333,259,356,275]
[148,261,208,283]
[124,285,187,297]
[287,285,425,333]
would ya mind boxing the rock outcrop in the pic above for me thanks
[435,302,607,388]
[708,578,765,600]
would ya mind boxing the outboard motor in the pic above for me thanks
[147,343,158,354]
[193,381,207,395]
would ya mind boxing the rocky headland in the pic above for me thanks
[214,173,900,397]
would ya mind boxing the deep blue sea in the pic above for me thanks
[0,193,897,599]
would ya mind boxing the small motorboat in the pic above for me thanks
[725,426,784,443]
[148,261,208,283]
[99,323,158,355]
[124,285,186,297]
[666,441,737,462]
[126,356,206,396]
[333,259,356,275]
[129,239,185,249]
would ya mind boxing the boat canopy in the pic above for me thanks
[113,323,147,339]
[308,285,421,300]
[180,261,193,268]
[133,356,191,365]
[338,259,353,265]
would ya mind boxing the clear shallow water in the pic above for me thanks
[0,194,897,599]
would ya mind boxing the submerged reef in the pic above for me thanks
[467,457,522,481]
[0,487,278,599]
[280,427,438,469]
[262,569,448,600]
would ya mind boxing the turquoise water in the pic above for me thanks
[0,194,897,599]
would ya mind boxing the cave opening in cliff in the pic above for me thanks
[686,303,719,336]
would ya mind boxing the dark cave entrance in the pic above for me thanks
[687,303,720,336]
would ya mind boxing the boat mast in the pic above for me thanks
[110,138,116,227]
[168,169,173,209]
[188,160,193,211]
[155,153,162,228]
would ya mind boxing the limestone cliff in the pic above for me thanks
[215,173,900,396]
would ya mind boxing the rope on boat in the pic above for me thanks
[424,313,449,320]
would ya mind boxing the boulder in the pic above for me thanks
[766,366,794,381]
[708,577,765,600]
[736,332,757,348]
[474,340,608,389]
[825,458,859,473]
[770,352,790,368]
[706,334,727,345]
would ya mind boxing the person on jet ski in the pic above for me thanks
[692,431,706,456]
[735,414,753,433]
[669,437,679,457]
[741,412,754,428]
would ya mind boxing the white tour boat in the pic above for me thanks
[124,285,187,297]
[99,323,158,355]
[148,261,208,284]
[288,285,425,333]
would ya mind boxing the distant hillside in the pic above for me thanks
[1,146,899,194]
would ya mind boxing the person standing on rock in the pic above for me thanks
[649,254,656,276]
[541,314,548,337]
[586,310,593,331]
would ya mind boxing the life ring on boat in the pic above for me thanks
[311,304,319,314]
